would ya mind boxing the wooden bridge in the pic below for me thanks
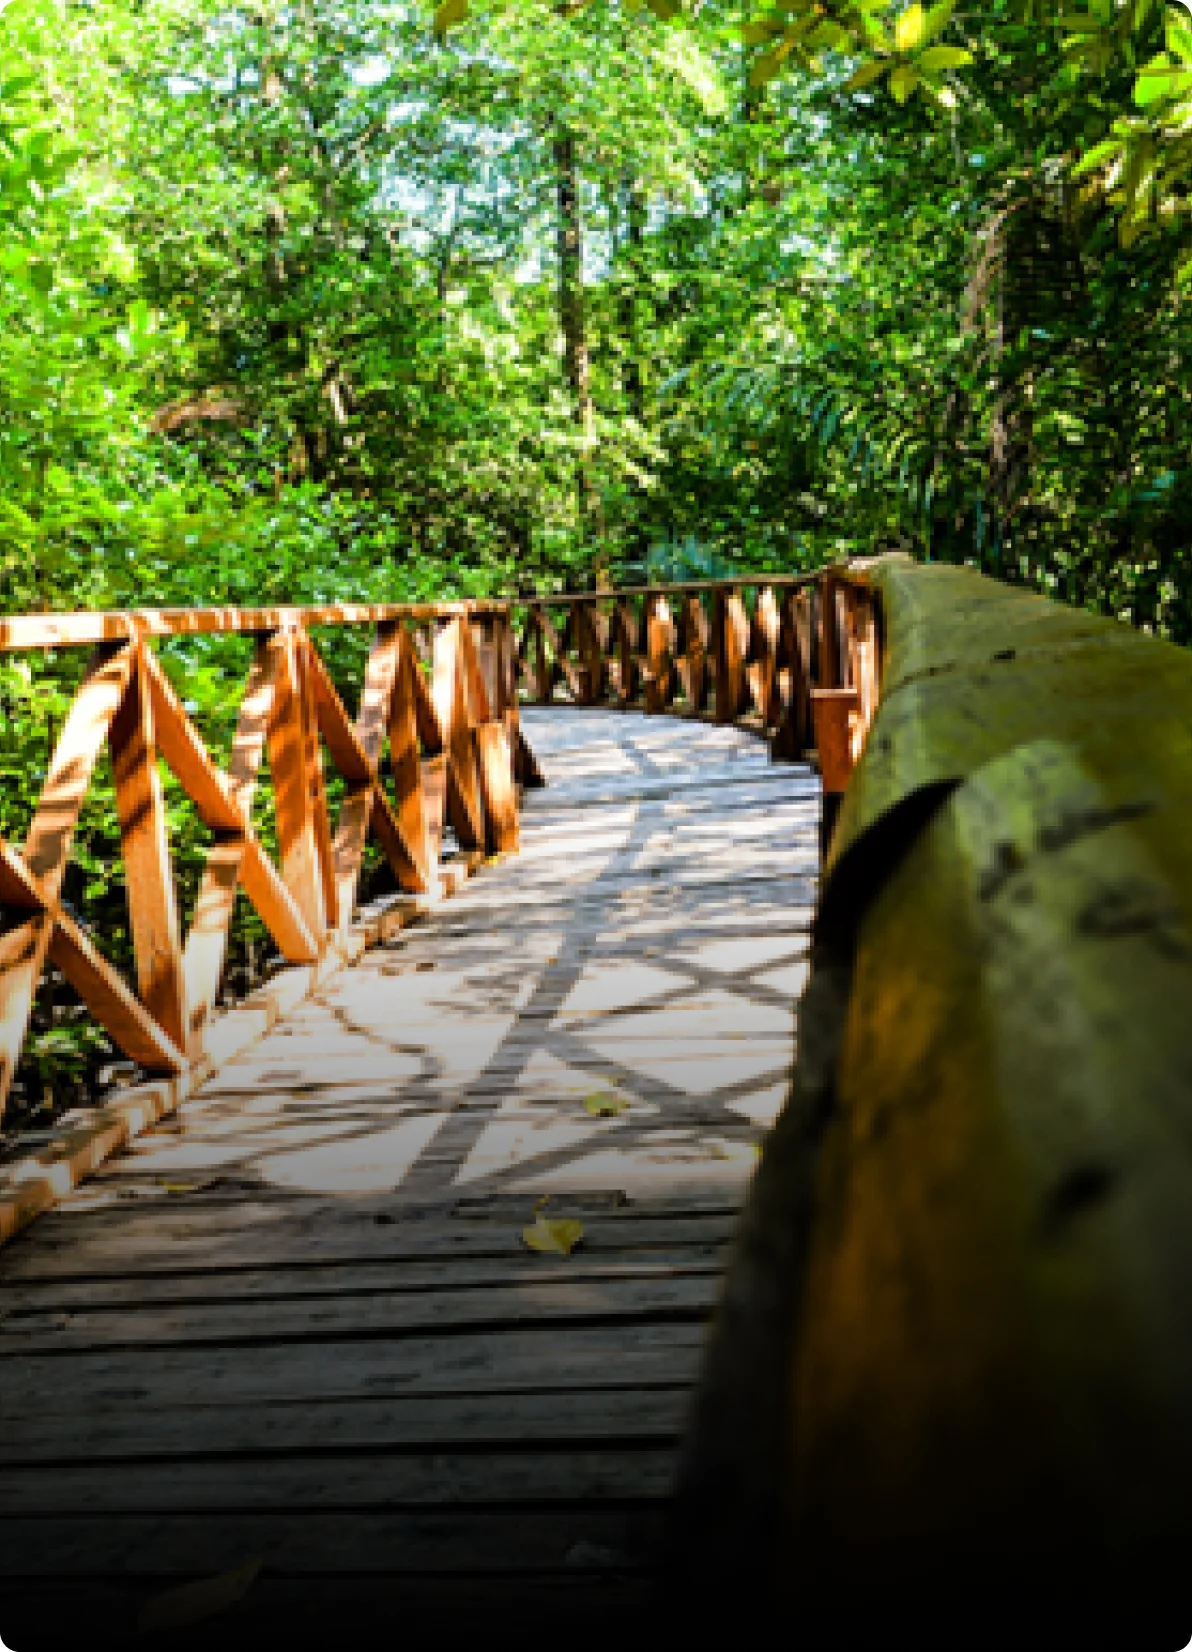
[1,564,1190,1650]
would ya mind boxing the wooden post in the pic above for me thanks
[771,589,812,764]
[614,599,640,706]
[267,628,332,947]
[715,589,749,722]
[109,642,187,1053]
[644,593,675,713]
[747,586,781,726]
[676,593,709,712]
[434,617,486,852]
[528,607,552,706]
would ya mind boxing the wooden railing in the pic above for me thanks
[669,557,1192,1641]
[0,571,882,1241]
[514,571,880,852]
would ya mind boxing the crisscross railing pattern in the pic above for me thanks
[0,571,882,1242]
[516,571,879,798]
[0,601,532,1126]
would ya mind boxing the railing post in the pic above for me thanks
[676,593,709,712]
[645,592,675,713]
[748,585,781,726]
[714,587,748,722]
[614,598,640,706]
[266,626,335,947]
[109,641,188,1053]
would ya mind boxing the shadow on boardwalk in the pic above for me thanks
[0,709,819,1649]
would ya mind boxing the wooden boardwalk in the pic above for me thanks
[0,709,818,1646]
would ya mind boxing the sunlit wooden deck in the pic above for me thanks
[0,708,819,1645]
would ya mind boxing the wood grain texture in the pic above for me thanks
[0,705,818,1643]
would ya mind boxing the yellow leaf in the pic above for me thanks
[895,3,925,52]
[583,1091,628,1117]
[136,1560,263,1634]
[522,1216,585,1255]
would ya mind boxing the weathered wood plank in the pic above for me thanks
[0,1323,708,1414]
[1,1208,737,1281]
[0,1272,718,1354]
[0,1447,678,1514]
[0,1505,667,1578]
[0,1385,692,1464]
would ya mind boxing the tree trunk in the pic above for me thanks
[553,124,603,577]
[620,177,650,570]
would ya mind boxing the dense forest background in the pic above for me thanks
[4,0,1192,1119]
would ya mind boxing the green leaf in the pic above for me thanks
[741,20,784,45]
[749,42,792,88]
[843,58,888,91]
[917,45,972,70]
[923,0,956,42]
[433,0,467,38]
[644,0,681,19]
[1072,137,1122,177]
[889,63,919,100]
[895,3,925,53]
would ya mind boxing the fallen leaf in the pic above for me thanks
[136,1558,263,1634]
[522,1215,585,1256]
[582,1091,628,1117]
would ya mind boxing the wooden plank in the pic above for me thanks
[675,594,709,711]
[434,618,486,851]
[48,912,188,1077]
[644,594,675,713]
[613,600,640,706]
[266,631,330,944]
[410,649,443,754]
[0,1448,679,1515]
[148,644,318,1059]
[0,1386,693,1465]
[714,590,749,723]
[0,1254,723,1315]
[0,599,514,655]
[0,1273,718,1354]
[772,588,813,762]
[386,630,437,893]
[0,1505,667,1579]
[1,1216,735,1283]
[811,687,862,795]
[298,636,339,933]
[747,586,781,726]
[475,721,519,855]
[0,1323,709,1416]
[526,607,553,705]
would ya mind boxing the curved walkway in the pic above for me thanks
[0,709,820,1643]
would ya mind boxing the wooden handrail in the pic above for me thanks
[0,572,878,1244]
[669,557,1192,1639]
[0,599,511,654]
